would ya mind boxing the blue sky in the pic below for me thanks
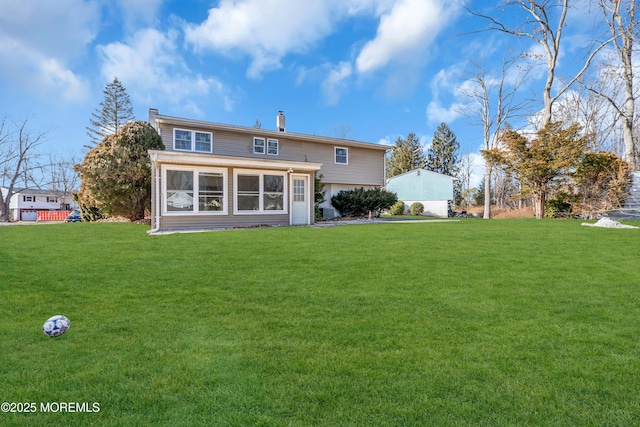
[0,0,606,183]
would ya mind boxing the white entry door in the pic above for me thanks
[291,175,309,225]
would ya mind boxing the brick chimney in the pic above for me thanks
[277,111,286,132]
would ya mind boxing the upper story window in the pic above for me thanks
[335,147,348,164]
[267,139,279,155]
[173,129,212,153]
[23,196,35,202]
[47,197,58,203]
[253,137,279,155]
[253,137,265,154]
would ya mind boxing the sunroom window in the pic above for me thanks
[237,174,260,210]
[235,170,286,214]
[166,170,194,212]
[263,175,284,210]
[198,172,224,212]
[164,167,227,214]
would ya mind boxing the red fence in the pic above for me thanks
[37,211,72,221]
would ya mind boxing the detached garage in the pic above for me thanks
[385,169,455,218]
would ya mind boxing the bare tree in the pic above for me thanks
[333,123,354,139]
[469,0,614,128]
[457,153,475,210]
[0,117,48,221]
[458,53,530,218]
[46,153,80,210]
[554,89,619,152]
[588,0,639,169]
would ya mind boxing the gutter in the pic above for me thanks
[148,153,161,234]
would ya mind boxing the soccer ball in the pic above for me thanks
[42,315,70,338]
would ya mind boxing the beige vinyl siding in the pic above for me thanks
[158,124,386,187]
[315,145,385,186]
[158,213,290,232]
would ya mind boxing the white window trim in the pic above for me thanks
[253,137,279,156]
[233,168,288,215]
[162,165,227,215]
[173,128,213,153]
[253,137,265,154]
[267,138,279,156]
[335,146,348,165]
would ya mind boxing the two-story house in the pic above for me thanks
[1,187,77,221]
[148,109,388,233]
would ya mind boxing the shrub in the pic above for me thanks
[409,202,424,216]
[389,201,405,216]
[331,187,397,217]
[314,172,326,221]
[544,192,572,218]
[572,152,633,217]
[75,121,165,221]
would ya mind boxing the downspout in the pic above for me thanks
[148,153,161,234]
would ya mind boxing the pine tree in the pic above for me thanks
[386,132,426,178]
[86,77,135,146]
[425,123,460,177]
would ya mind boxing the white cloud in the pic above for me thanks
[0,0,99,59]
[356,0,458,74]
[426,64,466,124]
[377,136,394,146]
[39,59,89,103]
[0,0,99,102]
[183,0,459,81]
[114,0,164,32]
[98,29,234,113]
[321,62,353,105]
[184,0,341,79]
[426,100,464,124]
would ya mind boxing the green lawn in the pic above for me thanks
[1,219,639,426]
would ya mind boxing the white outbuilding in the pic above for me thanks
[385,169,455,217]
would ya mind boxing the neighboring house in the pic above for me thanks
[385,169,455,218]
[148,109,388,233]
[1,187,78,221]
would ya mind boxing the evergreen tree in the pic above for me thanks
[425,123,460,176]
[314,172,326,220]
[86,77,135,146]
[76,121,165,221]
[484,122,589,219]
[386,132,426,178]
